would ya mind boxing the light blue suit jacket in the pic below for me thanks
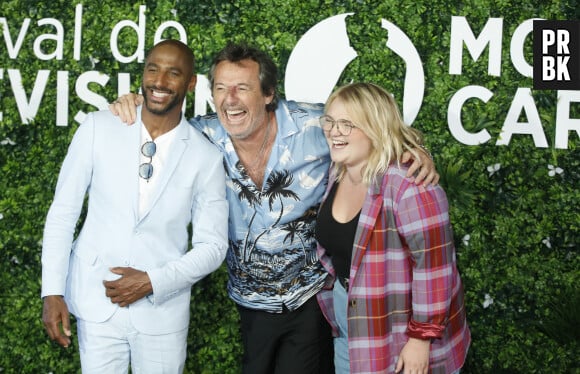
[41,107,228,335]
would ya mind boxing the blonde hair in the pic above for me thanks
[324,82,423,185]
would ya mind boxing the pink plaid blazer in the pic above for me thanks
[317,164,470,373]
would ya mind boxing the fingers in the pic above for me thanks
[103,268,151,307]
[397,338,430,374]
[104,285,134,307]
[54,325,72,348]
[413,165,428,186]
[47,326,71,348]
[42,296,72,348]
[103,279,118,297]
[430,171,440,186]
[406,158,420,180]
[108,101,119,115]
[404,148,440,187]
[102,266,127,289]
[415,167,440,187]
[395,357,403,373]
[103,283,125,306]
[109,100,135,124]
[108,93,141,125]
[103,268,133,307]
[108,266,125,275]
[401,151,412,164]
[61,313,72,339]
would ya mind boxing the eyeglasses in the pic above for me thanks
[319,115,358,136]
[139,141,156,181]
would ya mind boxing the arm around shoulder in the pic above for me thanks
[402,146,439,186]
[108,93,143,125]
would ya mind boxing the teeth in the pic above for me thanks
[333,140,347,145]
[225,109,246,120]
[152,90,170,98]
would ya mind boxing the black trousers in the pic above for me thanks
[237,295,334,374]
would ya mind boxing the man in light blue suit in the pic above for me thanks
[41,40,228,373]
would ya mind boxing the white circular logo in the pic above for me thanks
[285,13,425,124]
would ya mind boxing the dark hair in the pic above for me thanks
[146,39,195,78]
[209,42,279,112]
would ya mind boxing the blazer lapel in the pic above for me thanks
[350,175,384,279]
[130,119,143,225]
[139,120,189,221]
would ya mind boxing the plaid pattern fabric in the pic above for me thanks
[317,164,470,373]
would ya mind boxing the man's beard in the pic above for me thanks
[142,85,182,115]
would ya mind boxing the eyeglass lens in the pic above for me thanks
[141,141,156,157]
[320,116,354,135]
[139,141,156,180]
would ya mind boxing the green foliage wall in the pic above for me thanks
[1,0,578,372]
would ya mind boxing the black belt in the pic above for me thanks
[337,276,349,292]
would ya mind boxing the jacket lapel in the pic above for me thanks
[350,175,384,279]
[130,120,143,225]
[139,120,189,221]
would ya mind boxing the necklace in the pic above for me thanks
[240,115,272,172]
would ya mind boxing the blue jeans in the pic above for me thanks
[333,280,350,373]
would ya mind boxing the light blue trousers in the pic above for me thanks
[76,307,188,373]
[333,279,350,374]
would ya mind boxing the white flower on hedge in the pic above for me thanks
[483,293,494,308]
[1,137,16,145]
[487,163,500,176]
[548,164,563,177]
[171,9,177,17]
[462,234,470,246]
[542,237,552,248]
[0,213,3,220]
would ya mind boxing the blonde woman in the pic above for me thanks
[315,83,470,373]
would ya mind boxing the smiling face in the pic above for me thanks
[211,59,273,140]
[141,42,196,117]
[324,98,373,173]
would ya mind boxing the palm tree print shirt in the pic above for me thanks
[192,100,331,313]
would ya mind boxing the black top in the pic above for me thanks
[315,182,361,280]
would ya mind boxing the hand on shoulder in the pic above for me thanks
[109,93,143,125]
